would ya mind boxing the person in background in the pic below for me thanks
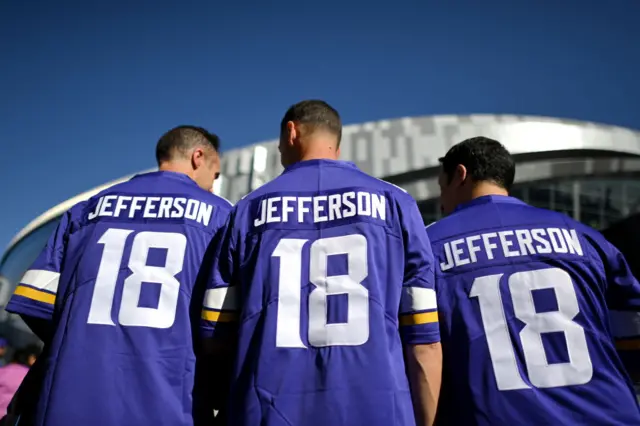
[427,137,640,425]
[0,339,8,367]
[0,345,41,417]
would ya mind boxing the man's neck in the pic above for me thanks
[158,162,195,180]
[469,182,509,200]
[298,152,339,162]
[297,135,339,163]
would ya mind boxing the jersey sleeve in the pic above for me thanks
[601,239,640,311]
[200,211,240,339]
[5,210,72,321]
[397,198,440,345]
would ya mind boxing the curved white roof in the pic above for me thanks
[217,113,640,202]
[5,113,640,258]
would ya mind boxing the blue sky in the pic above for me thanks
[1,0,639,252]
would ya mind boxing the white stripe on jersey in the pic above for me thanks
[204,287,237,311]
[400,287,437,313]
[20,270,60,294]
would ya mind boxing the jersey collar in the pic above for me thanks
[454,194,526,213]
[283,159,359,174]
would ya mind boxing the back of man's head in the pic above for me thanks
[155,125,221,191]
[439,137,515,189]
[438,136,516,214]
[156,125,220,165]
[279,100,342,168]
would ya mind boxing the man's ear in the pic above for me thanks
[456,164,468,185]
[286,121,297,147]
[191,147,205,169]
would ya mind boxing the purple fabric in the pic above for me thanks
[0,363,29,416]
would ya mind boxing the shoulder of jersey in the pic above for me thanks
[524,203,588,229]
[357,173,412,202]
[541,206,602,239]
[67,198,90,216]
[206,192,234,209]
[424,215,454,237]
[236,174,287,204]
[373,176,408,194]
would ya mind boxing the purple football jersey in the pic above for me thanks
[427,195,640,426]
[201,159,439,426]
[5,171,232,426]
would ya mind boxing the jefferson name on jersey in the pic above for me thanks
[440,226,583,271]
[253,190,386,228]
[88,194,214,226]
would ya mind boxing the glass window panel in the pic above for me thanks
[601,181,624,228]
[603,180,624,212]
[528,185,553,210]
[395,177,640,230]
[625,181,640,216]
[580,180,603,197]
[509,178,640,229]
[579,180,605,229]
[553,180,575,219]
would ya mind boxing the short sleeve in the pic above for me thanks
[5,211,72,321]
[397,198,440,345]
[602,239,640,311]
[200,210,240,338]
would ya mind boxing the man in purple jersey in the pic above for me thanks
[201,100,442,426]
[427,137,640,426]
[3,126,232,426]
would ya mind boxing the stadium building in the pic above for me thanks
[2,113,640,346]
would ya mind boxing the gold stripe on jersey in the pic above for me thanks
[201,309,238,323]
[399,311,438,326]
[13,285,56,305]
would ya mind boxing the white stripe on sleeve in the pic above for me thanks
[203,287,237,311]
[20,270,60,294]
[400,287,437,313]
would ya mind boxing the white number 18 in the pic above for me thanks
[87,228,186,329]
[471,267,593,390]
[272,234,370,348]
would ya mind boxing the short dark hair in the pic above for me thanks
[155,125,221,165]
[280,100,342,146]
[12,344,41,366]
[439,136,515,190]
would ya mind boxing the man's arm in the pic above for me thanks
[398,198,442,426]
[0,210,73,425]
[197,209,241,417]
[200,210,240,346]
[5,210,73,343]
[405,343,442,426]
